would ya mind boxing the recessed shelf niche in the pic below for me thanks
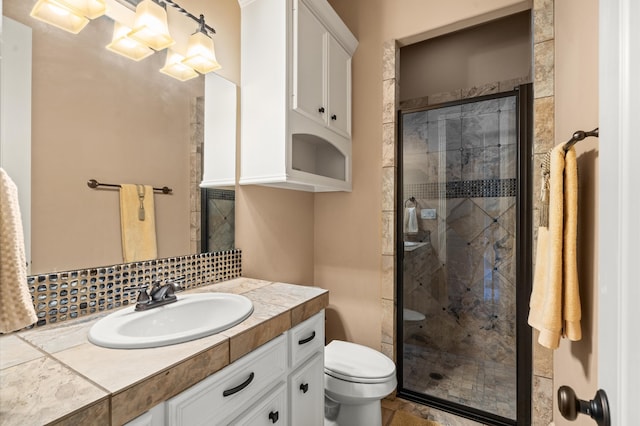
[291,134,346,181]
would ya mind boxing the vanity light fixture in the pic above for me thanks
[160,50,199,81]
[30,0,221,81]
[106,22,155,61]
[182,14,221,74]
[30,0,106,34]
[127,0,175,51]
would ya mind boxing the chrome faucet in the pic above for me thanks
[125,277,184,311]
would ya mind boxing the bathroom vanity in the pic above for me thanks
[130,311,324,425]
[0,278,328,425]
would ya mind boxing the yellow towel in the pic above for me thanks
[0,168,37,332]
[528,145,581,349]
[120,184,158,263]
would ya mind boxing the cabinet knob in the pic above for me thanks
[331,114,337,120]
[268,410,279,423]
[300,382,309,393]
[318,107,325,113]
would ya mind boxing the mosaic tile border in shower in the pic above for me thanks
[405,178,516,199]
[27,250,242,328]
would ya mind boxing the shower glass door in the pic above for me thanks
[397,87,531,425]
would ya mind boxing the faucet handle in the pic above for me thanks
[167,276,185,292]
[123,285,150,304]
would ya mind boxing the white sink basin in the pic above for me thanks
[88,293,253,349]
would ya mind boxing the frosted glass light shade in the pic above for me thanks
[30,0,90,34]
[59,0,106,19]
[182,31,221,74]
[106,23,154,61]
[160,50,199,81]
[128,0,174,51]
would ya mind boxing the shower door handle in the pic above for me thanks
[558,386,611,426]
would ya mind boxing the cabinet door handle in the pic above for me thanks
[268,411,279,423]
[222,372,255,397]
[298,331,316,345]
[318,107,325,113]
[300,382,309,393]
[331,114,337,120]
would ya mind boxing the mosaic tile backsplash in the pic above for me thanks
[27,250,242,328]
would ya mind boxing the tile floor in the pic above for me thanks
[382,395,485,426]
[402,344,517,419]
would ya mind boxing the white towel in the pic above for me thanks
[404,207,418,234]
[0,168,37,333]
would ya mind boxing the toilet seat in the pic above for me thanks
[325,340,396,384]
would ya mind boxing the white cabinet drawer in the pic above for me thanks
[166,334,287,426]
[288,310,324,370]
[229,382,287,426]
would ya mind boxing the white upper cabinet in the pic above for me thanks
[201,73,238,188]
[238,0,357,192]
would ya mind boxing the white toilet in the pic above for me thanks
[324,340,397,426]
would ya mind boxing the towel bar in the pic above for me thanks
[563,128,599,152]
[87,179,172,194]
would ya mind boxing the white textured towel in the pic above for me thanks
[404,207,418,234]
[0,168,37,333]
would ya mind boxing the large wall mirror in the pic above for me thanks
[3,0,215,274]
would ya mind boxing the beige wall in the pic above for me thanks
[4,0,239,273]
[553,0,599,423]
[236,185,315,286]
[400,11,531,100]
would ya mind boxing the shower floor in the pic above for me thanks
[402,343,517,419]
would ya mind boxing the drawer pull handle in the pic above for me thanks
[222,372,255,397]
[318,107,325,113]
[331,114,337,120]
[268,410,279,423]
[298,331,316,345]
[300,382,309,393]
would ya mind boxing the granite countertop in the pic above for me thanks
[0,277,328,426]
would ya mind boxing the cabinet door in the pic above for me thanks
[293,0,326,124]
[289,352,324,426]
[327,36,351,137]
[231,383,287,426]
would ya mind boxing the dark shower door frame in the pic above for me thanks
[395,84,533,426]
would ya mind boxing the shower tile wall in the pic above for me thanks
[204,189,235,252]
[402,96,517,417]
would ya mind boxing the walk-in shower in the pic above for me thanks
[396,85,532,425]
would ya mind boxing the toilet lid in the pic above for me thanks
[324,340,396,383]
